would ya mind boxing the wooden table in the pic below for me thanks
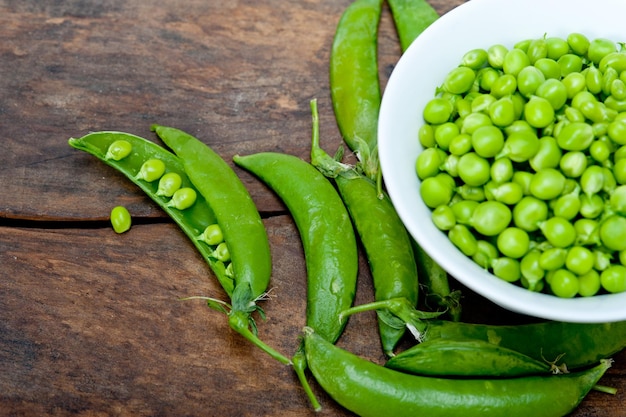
[1,1,624,416]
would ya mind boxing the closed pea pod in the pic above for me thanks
[387,0,438,53]
[303,327,612,417]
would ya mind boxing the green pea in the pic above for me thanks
[546,37,570,60]
[485,181,523,205]
[613,158,626,184]
[526,38,548,64]
[585,64,603,95]
[529,136,561,171]
[461,112,493,134]
[156,172,183,197]
[470,93,496,113]
[595,250,612,271]
[472,239,499,269]
[487,44,508,69]
[529,168,566,200]
[556,122,594,151]
[136,158,166,182]
[423,97,454,124]
[105,140,133,161]
[110,205,131,234]
[461,48,489,69]
[534,58,561,80]
[589,139,612,163]
[491,74,517,98]
[457,152,490,187]
[490,157,514,184]
[580,165,605,196]
[448,224,478,256]
[213,242,231,262]
[443,66,476,95]
[578,269,601,297]
[565,246,595,276]
[198,224,224,246]
[567,33,590,56]
[599,215,626,251]
[538,247,568,271]
[524,96,555,128]
[602,67,619,97]
[451,199,479,225]
[471,200,512,236]
[455,184,486,202]
[488,96,517,127]
[416,147,445,179]
[549,269,579,298]
[609,185,626,215]
[503,119,537,137]
[517,66,545,98]
[535,78,568,110]
[455,97,473,119]
[477,67,500,91]
[558,151,586,178]
[539,216,576,248]
[552,192,581,220]
[497,227,530,259]
[587,37,617,64]
[611,79,626,100]
[471,125,504,158]
[564,106,585,123]
[512,171,534,195]
[420,175,454,208]
[448,133,473,156]
[579,193,604,219]
[574,218,600,246]
[167,187,197,210]
[557,54,583,77]
[562,72,586,98]
[607,119,626,145]
[491,257,521,282]
[520,249,545,291]
[600,52,626,74]
[418,124,436,147]
[497,131,540,162]
[432,205,456,231]
[434,122,460,150]
[503,48,530,76]
[600,265,626,293]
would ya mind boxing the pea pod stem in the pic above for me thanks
[304,326,613,417]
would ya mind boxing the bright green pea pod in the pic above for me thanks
[330,0,383,180]
[67,131,233,295]
[388,0,438,52]
[341,297,626,371]
[310,99,418,356]
[303,326,612,417]
[151,125,271,301]
[386,337,554,377]
[151,125,291,366]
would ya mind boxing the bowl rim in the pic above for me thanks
[378,0,626,323]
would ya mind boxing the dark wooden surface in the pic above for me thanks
[1,1,624,416]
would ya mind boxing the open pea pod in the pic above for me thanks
[68,131,234,295]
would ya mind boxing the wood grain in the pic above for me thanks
[0,0,623,416]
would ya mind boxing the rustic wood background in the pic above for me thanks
[1,0,624,416]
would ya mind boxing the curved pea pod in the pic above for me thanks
[303,327,613,417]
[387,0,439,52]
[310,99,418,356]
[67,131,233,295]
[151,124,271,301]
[330,0,383,180]
[385,338,554,377]
[232,152,358,343]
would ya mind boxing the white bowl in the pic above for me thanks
[379,0,626,323]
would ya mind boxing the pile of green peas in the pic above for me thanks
[417,33,626,298]
[106,139,232,272]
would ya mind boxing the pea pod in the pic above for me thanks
[152,124,272,300]
[388,0,439,52]
[330,0,383,180]
[303,326,612,417]
[67,131,233,294]
[342,297,626,370]
[385,337,555,377]
[310,99,418,356]
[233,149,359,411]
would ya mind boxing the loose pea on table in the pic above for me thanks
[1,0,625,416]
